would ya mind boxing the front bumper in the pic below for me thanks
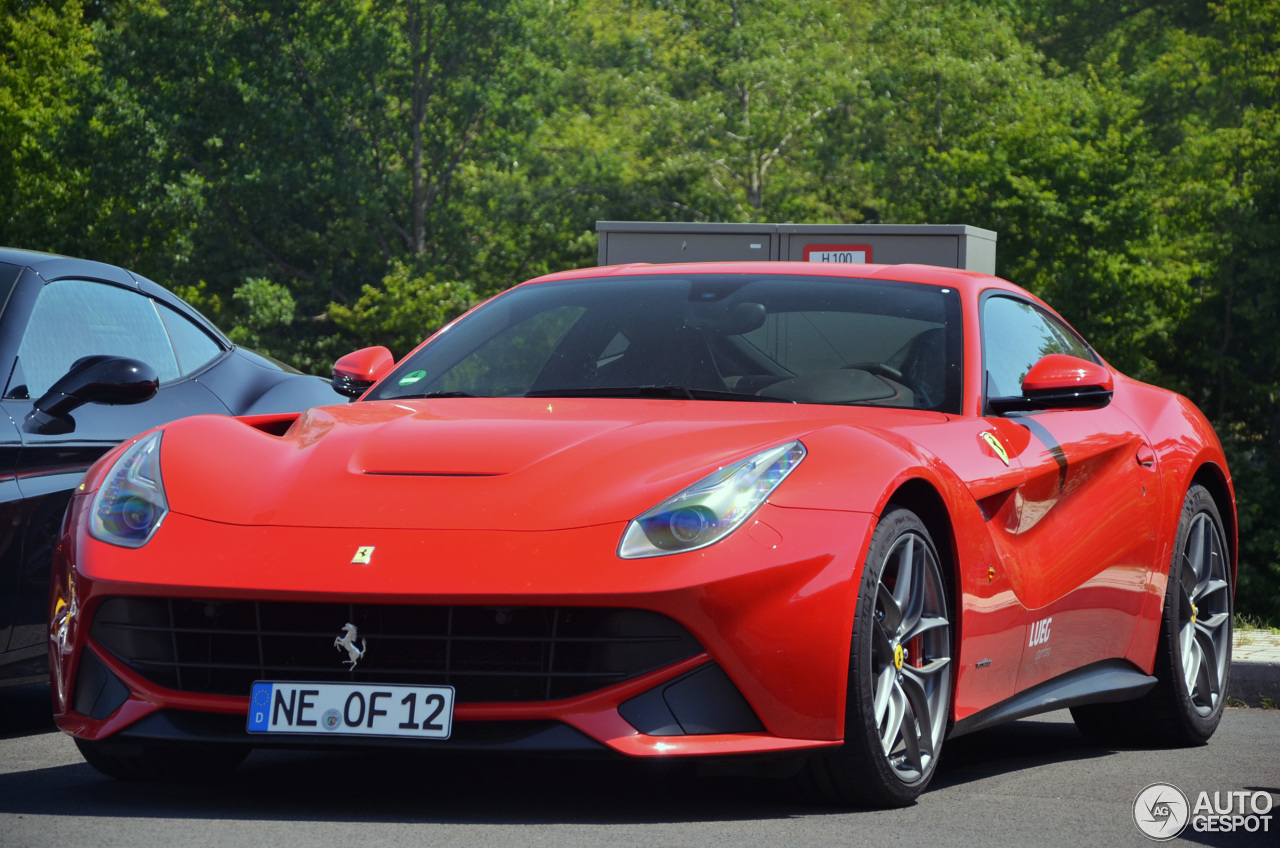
[51,496,875,758]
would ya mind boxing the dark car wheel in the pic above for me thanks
[75,737,249,781]
[799,508,953,807]
[1072,484,1232,746]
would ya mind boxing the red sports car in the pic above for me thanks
[50,262,1235,807]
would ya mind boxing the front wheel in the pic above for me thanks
[800,508,953,807]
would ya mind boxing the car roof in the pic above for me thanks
[0,246,229,344]
[0,246,138,287]
[524,261,1023,300]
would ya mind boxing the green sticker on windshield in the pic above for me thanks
[398,369,427,386]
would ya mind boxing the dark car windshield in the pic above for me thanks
[367,274,963,412]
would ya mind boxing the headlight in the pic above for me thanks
[89,431,168,548]
[618,441,806,559]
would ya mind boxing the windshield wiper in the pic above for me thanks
[524,386,795,403]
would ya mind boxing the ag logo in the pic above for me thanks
[1134,782,1190,840]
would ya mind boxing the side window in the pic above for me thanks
[14,279,181,397]
[157,302,222,375]
[982,296,1095,397]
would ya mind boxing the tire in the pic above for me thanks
[76,737,249,781]
[1072,484,1232,746]
[799,508,953,807]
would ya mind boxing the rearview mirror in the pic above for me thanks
[24,356,159,435]
[332,347,395,399]
[987,354,1114,414]
[685,302,768,335]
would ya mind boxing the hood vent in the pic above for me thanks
[363,471,503,478]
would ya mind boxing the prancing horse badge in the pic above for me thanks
[980,432,1010,466]
[351,546,375,564]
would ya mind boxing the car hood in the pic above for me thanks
[159,398,940,531]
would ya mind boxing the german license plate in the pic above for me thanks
[247,681,454,739]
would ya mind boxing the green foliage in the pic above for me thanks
[0,0,98,248]
[557,0,876,221]
[227,277,296,348]
[168,280,225,323]
[1227,427,1280,625]
[328,262,478,358]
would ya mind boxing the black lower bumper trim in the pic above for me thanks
[113,709,613,755]
[72,648,130,720]
[618,662,764,736]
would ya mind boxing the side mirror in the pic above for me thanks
[332,346,395,399]
[24,356,160,435]
[988,354,1114,414]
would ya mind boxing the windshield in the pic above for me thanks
[367,274,963,412]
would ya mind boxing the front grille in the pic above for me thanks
[90,598,702,702]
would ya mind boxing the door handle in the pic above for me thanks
[1136,444,1156,468]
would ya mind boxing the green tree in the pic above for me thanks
[69,0,548,364]
[328,262,477,358]
[545,0,875,222]
[0,0,98,249]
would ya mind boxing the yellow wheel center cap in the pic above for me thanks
[893,643,905,671]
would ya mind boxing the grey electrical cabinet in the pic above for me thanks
[596,222,997,275]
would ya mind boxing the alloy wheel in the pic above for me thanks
[870,532,951,783]
[1178,511,1231,715]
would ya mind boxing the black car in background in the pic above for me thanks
[0,248,339,684]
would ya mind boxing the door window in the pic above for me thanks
[982,296,1095,398]
[14,280,181,397]
[157,301,222,375]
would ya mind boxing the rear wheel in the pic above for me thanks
[800,508,952,807]
[76,737,249,781]
[1072,484,1231,746]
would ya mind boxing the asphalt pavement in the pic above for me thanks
[2,694,1277,848]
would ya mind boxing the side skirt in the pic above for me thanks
[948,659,1156,739]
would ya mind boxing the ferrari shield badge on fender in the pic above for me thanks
[351,546,375,564]
[981,432,1010,466]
